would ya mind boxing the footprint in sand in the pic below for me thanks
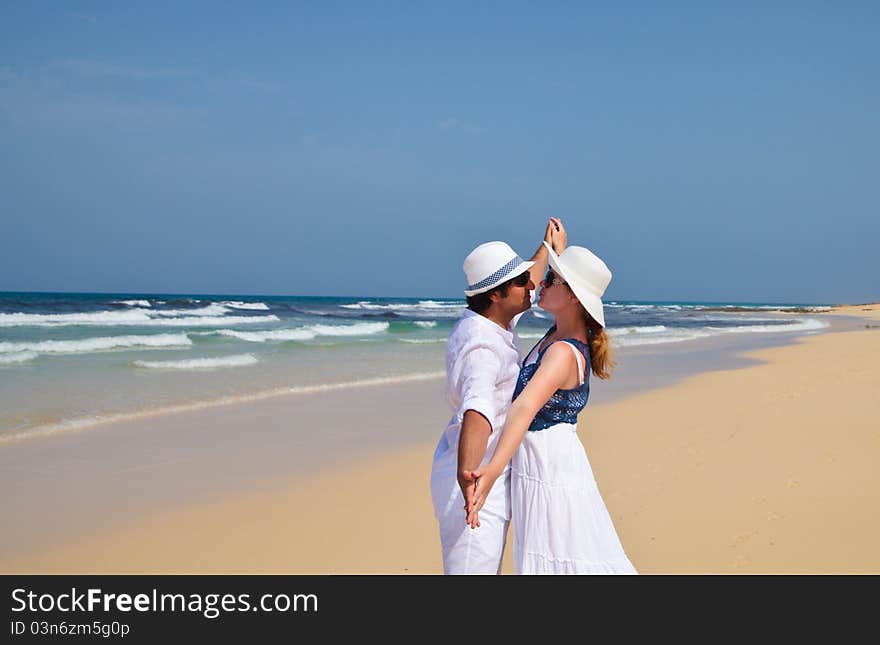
[767,511,785,521]
[730,530,758,547]
[786,478,800,488]
[732,554,752,569]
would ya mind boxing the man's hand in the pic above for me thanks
[457,409,491,528]
[463,465,502,529]
[543,218,555,246]
[458,470,481,528]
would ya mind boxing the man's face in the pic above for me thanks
[496,271,535,316]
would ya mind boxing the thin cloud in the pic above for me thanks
[51,61,280,94]
[52,58,193,80]
[4,92,204,132]
[0,66,203,131]
[1,62,282,133]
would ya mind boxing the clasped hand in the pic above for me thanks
[544,216,567,254]
[461,466,502,529]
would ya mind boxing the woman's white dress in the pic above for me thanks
[510,335,637,575]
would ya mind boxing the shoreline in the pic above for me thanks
[1,303,878,573]
[0,306,864,446]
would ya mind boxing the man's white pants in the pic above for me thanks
[436,493,509,575]
[431,454,511,574]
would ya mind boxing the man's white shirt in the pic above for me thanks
[431,306,529,522]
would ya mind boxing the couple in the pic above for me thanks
[430,218,637,575]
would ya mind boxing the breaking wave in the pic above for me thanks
[209,321,389,343]
[0,351,37,364]
[0,333,192,355]
[133,354,259,370]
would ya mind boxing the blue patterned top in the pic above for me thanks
[512,327,590,432]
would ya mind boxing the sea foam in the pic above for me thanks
[133,354,259,369]
[0,333,192,355]
[0,351,37,364]
[608,318,829,347]
[612,329,712,347]
[615,325,668,334]
[0,311,280,327]
[306,322,389,336]
[340,301,464,318]
[215,328,317,342]
[0,310,154,326]
[139,315,280,327]
[210,321,389,343]
[220,301,270,310]
[149,304,231,317]
[704,318,829,334]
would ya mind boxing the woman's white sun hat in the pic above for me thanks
[542,241,612,328]
[463,241,535,296]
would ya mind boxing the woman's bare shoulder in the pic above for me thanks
[539,341,580,372]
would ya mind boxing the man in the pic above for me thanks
[430,218,565,574]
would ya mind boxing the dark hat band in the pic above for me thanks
[466,256,525,292]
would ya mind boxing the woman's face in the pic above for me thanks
[537,269,576,314]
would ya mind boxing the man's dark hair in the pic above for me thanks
[466,281,511,315]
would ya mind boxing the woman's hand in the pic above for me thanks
[550,217,567,254]
[462,465,502,529]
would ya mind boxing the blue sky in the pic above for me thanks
[1,2,877,303]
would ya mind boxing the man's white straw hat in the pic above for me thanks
[542,241,612,328]
[463,241,535,297]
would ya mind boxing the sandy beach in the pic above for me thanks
[2,304,878,574]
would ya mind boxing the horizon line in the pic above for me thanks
[0,289,849,307]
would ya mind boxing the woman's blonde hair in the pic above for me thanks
[584,310,615,380]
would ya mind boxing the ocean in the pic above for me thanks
[0,291,833,442]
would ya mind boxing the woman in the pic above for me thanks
[465,239,637,574]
